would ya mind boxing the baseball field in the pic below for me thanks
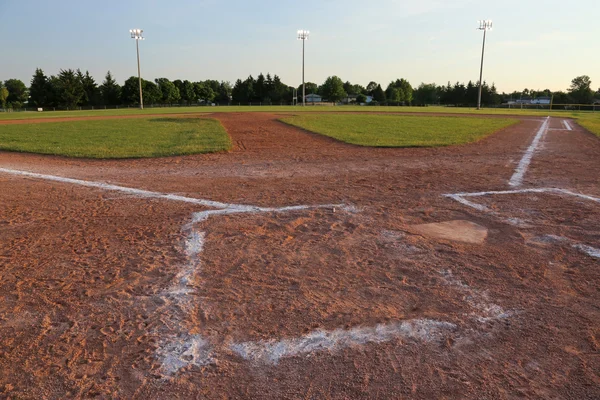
[0,109,599,398]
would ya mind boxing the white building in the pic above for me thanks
[304,93,322,103]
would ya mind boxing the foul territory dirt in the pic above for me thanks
[0,112,599,399]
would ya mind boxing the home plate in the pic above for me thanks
[412,220,488,244]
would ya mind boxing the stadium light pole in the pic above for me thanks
[476,20,492,110]
[297,30,309,107]
[130,28,145,110]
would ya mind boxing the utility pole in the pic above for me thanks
[477,20,492,110]
[130,29,145,110]
[297,30,310,107]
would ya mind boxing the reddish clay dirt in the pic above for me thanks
[0,112,599,399]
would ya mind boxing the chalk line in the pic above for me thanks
[230,319,457,364]
[509,117,550,187]
[444,187,600,213]
[573,244,600,259]
[562,120,572,131]
[230,269,514,365]
[0,167,346,216]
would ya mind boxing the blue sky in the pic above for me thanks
[1,0,598,92]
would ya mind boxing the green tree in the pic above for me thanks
[78,69,99,106]
[413,83,439,105]
[373,84,386,103]
[143,80,162,104]
[180,80,195,105]
[320,76,346,103]
[99,71,121,106]
[568,75,593,104]
[55,70,85,108]
[121,76,141,105]
[366,81,379,96]
[155,78,181,104]
[192,82,210,103]
[29,68,50,107]
[4,79,28,108]
[356,93,367,104]
[0,84,8,108]
[216,81,232,103]
[297,82,318,97]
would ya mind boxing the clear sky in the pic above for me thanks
[1,0,598,93]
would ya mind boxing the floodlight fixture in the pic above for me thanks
[297,30,310,40]
[476,20,492,110]
[477,20,493,31]
[130,28,145,109]
[297,30,310,106]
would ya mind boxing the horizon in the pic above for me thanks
[1,0,599,93]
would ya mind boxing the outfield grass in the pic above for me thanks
[2,105,600,121]
[572,113,600,138]
[0,117,231,158]
[280,114,519,147]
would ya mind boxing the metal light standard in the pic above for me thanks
[476,20,492,110]
[130,28,145,109]
[297,30,309,107]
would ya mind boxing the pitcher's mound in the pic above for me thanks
[412,220,488,244]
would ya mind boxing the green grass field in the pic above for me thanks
[280,114,519,147]
[574,115,600,138]
[0,117,231,158]
[1,105,600,121]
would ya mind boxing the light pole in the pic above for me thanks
[476,20,492,110]
[297,30,309,107]
[130,28,145,110]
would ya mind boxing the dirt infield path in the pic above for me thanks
[0,114,599,399]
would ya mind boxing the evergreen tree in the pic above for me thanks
[56,69,85,108]
[99,71,121,106]
[29,68,50,107]
[373,84,386,103]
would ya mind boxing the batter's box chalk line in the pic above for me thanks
[0,167,515,375]
[444,188,600,260]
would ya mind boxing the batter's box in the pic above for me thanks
[445,188,600,258]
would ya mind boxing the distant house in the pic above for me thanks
[509,96,551,105]
[341,94,373,104]
[531,97,551,105]
[304,93,322,103]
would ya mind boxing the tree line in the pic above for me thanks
[1,68,598,109]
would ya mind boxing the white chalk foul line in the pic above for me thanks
[0,167,346,216]
[509,116,550,187]
[562,120,572,131]
[445,188,600,259]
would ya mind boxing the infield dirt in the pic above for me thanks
[0,112,598,399]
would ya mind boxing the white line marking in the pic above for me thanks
[573,244,600,259]
[230,319,457,364]
[509,117,550,187]
[562,120,572,131]
[0,167,346,216]
[443,194,490,212]
[445,188,600,213]
[0,167,238,209]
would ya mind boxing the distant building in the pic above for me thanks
[304,93,322,103]
[531,97,551,105]
[341,95,373,104]
[508,96,551,105]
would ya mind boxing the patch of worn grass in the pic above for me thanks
[0,117,231,158]
[280,114,518,147]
